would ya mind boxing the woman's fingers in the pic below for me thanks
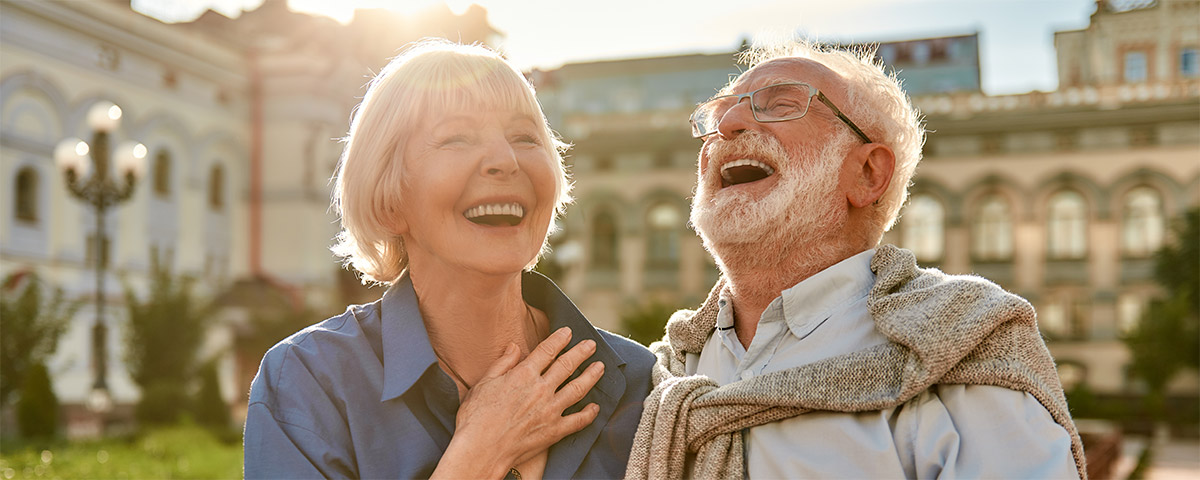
[543,339,597,386]
[478,343,520,381]
[554,360,604,409]
[556,403,601,438]
[522,326,572,373]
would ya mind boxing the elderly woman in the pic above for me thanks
[243,40,654,479]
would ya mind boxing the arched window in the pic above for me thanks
[153,150,171,197]
[590,208,618,269]
[646,202,681,267]
[972,194,1012,261]
[14,167,38,222]
[208,164,225,210]
[901,194,944,262]
[1122,186,1164,257]
[1047,190,1087,260]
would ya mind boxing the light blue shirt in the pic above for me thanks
[244,271,654,479]
[686,249,1080,479]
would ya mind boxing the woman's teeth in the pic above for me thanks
[464,202,525,226]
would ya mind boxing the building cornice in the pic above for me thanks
[2,1,246,86]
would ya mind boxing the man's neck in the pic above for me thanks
[717,240,863,348]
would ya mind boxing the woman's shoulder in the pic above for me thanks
[253,301,383,388]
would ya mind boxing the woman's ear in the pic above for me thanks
[846,143,895,208]
[380,201,409,236]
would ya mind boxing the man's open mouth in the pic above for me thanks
[720,159,776,187]
[464,202,525,226]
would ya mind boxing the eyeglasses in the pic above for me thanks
[690,82,873,143]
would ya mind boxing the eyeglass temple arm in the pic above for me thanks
[815,92,873,144]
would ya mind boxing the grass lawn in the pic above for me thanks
[0,424,242,479]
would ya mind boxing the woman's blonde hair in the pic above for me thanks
[331,39,572,285]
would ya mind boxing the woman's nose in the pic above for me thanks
[480,137,520,177]
[715,97,755,139]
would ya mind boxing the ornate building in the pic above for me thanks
[0,0,494,434]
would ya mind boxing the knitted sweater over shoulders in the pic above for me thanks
[625,245,1086,480]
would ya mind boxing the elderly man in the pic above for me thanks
[626,42,1086,479]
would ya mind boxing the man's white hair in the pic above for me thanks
[737,39,926,238]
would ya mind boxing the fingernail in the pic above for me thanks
[505,343,518,355]
[555,327,571,338]
[592,361,605,372]
[582,339,596,351]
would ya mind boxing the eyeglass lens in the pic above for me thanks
[691,83,814,138]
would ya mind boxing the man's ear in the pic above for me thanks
[845,143,895,208]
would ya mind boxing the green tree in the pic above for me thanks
[15,362,59,439]
[123,266,211,425]
[620,300,687,347]
[1124,208,1200,418]
[0,272,77,409]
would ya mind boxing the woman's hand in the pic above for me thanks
[432,327,605,479]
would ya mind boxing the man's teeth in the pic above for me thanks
[720,159,775,183]
[464,202,525,219]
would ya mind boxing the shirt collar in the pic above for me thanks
[379,270,628,403]
[379,272,438,402]
[779,248,876,338]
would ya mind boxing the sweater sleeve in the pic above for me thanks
[901,384,1080,479]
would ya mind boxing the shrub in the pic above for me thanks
[16,362,59,439]
[134,382,190,426]
[192,362,230,429]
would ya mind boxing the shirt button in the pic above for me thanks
[740,371,754,381]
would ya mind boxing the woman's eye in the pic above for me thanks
[512,134,541,146]
[438,135,470,147]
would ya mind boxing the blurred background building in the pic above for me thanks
[1,0,1197,445]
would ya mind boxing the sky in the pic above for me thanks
[132,0,1098,96]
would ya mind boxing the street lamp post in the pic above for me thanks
[54,101,147,419]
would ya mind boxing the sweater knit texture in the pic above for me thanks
[624,245,1086,479]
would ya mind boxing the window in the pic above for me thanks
[590,209,618,269]
[14,167,38,222]
[208,164,225,210]
[1117,293,1146,335]
[972,195,1012,261]
[153,150,171,196]
[1182,48,1199,78]
[1122,186,1165,257]
[1124,51,1148,83]
[1040,297,1088,339]
[911,42,931,65]
[1040,300,1068,338]
[901,194,944,262]
[594,156,613,172]
[653,152,673,170]
[646,203,681,267]
[1047,190,1087,260]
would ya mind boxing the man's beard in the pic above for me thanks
[690,131,850,270]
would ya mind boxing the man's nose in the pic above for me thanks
[715,97,756,139]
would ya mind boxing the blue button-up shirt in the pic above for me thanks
[244,271,654,479]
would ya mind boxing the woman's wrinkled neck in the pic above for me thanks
[407,256,539,383]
